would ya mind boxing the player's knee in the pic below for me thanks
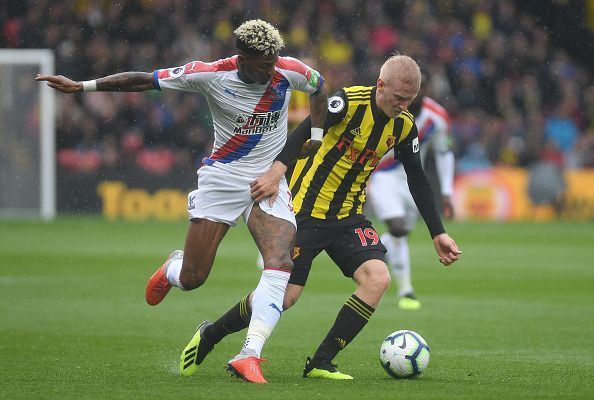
[357,262,391,296]
[262,254,293,271]
[364,267,391,296]
[386,218,410,238]
[374,268,392,295]
[179,270,208,290]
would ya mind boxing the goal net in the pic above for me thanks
[0,49,55,219]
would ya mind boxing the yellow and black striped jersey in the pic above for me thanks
[289,86,419,221]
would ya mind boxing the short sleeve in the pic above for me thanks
[325,90,348,129]
[394,123,420,162]
[153,60,222,93]
[276,56,324,95]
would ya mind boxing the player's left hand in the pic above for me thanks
[298,139,322,159]
[35,74,82,93]
[251,161,287,206]
[433,233,462,266]
[442,195,455,220]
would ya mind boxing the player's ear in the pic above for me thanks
[377,78,385,89]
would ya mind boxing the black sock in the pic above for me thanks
[311,294,375,365]
[205,294,251,344]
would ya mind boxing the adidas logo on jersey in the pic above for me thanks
[350,127,361,136]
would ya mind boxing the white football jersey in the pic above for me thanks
[371,96,454,199]
[375,96,451,173]
[154,56,323,176]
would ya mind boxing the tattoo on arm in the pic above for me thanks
[96,72,155,92]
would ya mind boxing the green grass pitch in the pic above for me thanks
[1,218,592,399]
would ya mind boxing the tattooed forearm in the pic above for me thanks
[96,72,155,92]
[309,82,328,129]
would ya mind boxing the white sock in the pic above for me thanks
[165,258,184,289]
[382,233,413,296]
[241,268,290,358]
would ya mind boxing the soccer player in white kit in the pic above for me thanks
[367,91,455,311]
[36,19,328,384]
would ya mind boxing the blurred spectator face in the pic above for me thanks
[237,52,279,85]
[376,77,419,118]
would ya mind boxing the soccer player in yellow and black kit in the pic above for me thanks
[180,54,461,381]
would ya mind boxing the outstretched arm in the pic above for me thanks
[35,72,155,93]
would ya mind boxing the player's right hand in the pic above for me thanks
[433,233,462,266]
[298,139,322,159]
[250,161,287,206]
[35,74,82,93]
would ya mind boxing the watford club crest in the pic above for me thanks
[386,136,396,148]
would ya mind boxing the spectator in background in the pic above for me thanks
[528,140,567,217]
[6,0,594,173]
[545,103,579,167]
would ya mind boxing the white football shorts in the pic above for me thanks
[187,165,296,228]
[367,169,418,231]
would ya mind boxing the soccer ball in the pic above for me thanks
[379,330,430,378]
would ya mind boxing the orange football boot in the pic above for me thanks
[145,250,183,306]
[227,356,268,384]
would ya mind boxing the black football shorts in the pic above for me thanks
[289,218,386,286]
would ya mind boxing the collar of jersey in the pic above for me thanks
[370,87,391,124]
[236,70,270,86]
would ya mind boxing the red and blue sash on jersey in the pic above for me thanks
[203,72,289,166]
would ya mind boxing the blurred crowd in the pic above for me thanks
[2,0,594,175]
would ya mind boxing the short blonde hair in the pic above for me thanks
[379,54,421,89]
[234,19,285,56]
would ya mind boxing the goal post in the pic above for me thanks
[0,49,56,220]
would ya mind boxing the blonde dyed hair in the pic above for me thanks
[234,19,285,56]
[379,54,421,89]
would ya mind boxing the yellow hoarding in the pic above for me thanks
[453,168,594,221]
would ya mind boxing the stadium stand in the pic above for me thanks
[2,0,593,175]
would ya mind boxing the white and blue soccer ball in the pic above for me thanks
[379,330,430,378]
